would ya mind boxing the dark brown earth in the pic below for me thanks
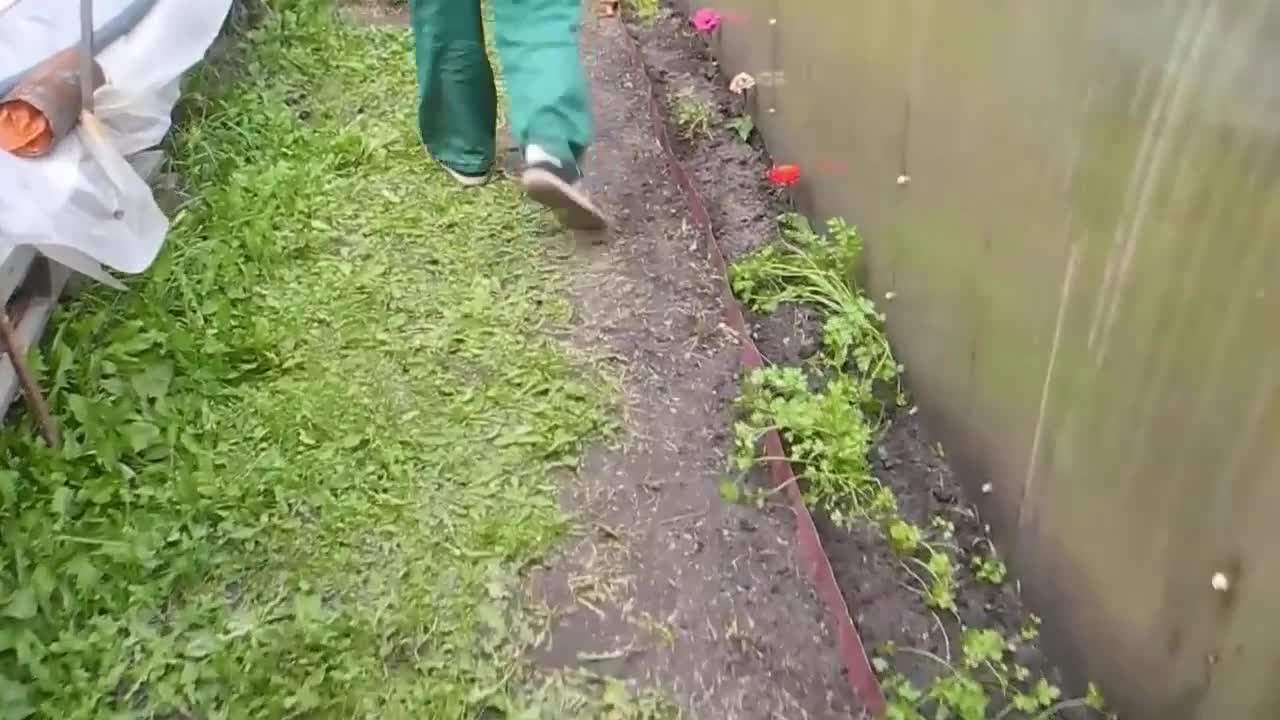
[523,7,862,719]
[624,2,1075,713]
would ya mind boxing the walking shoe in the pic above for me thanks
[426,148,491,187]
[440,162,491,187]
[520,145,608,231]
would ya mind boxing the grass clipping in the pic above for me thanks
[0,6,676,719]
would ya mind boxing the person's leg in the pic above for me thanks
[410,0,497,183]
[492,0,607,230]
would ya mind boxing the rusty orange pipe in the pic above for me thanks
[0,47,104,158]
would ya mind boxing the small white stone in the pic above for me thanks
[884,291,897,300]
[897,174,911,185]
[768,107,776,114]
[1211,572,1230,592]
[981,482,993,494]
[768,17,777,25]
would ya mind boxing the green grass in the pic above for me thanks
[624,0,661,26]
[0,5,678,718]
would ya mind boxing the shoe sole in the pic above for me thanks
[442,165,491,187]
[426,148,492,187]
[521,167,609,232]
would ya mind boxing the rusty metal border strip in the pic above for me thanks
[614,18,889,717]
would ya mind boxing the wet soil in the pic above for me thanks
[624,2,1073,712]
[522,7,863,719]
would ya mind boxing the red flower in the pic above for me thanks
[767,164,801,187]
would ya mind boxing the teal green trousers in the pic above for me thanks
[410,0,592,176]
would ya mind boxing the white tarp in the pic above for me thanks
[0,0,233,286]
[0,0,159,95]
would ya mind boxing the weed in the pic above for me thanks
[718,478,743,504]
[669,87,715,141]
[915,549,959,613]
[876,628,1114,720]
[729,215,1116,719]
[726,114,755,142]
[887,517,923,554]
[1019,615,1042,642]
[625,0,661,26]
[972,553,1009,585]
[731,215,900,394]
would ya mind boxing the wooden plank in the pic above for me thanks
[0,257,69,416]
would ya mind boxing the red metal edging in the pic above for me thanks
[615,18,889,718]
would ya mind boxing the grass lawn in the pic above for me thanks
[0,5,670,717]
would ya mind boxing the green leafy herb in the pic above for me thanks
[726,114,754,142]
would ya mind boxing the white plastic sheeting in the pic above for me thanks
[0,0,158,95]
[0,0,233,287]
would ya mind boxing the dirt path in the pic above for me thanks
[525,10,860,719]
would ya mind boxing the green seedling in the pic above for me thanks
[726,114,754,142]
[670,87,715,140]
[625,0,660,25]
[887,518,923,555]
[973,553,1009,585]
[1019,614,1042,642]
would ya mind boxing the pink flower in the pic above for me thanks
[691,8,723,33]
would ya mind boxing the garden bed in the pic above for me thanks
[620,3,1116,718]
